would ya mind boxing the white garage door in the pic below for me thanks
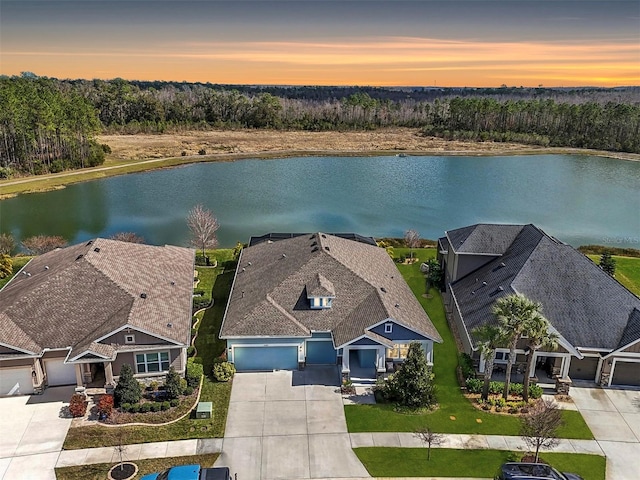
[45,359,77,386]
[611,360,640,387]
[0,367,34,396]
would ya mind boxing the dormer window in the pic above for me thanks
[307,273,335,309]
[384,323,393,333]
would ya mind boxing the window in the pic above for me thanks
[386,343,410,359]
[124,334,135,344]
[495,351,510,362]
[384,323,393,334]
[135,351,170,373]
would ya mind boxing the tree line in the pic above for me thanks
[2,75,639,177]
[0,75,107,177]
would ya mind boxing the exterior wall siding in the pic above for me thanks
[112,347,184,377]
[621,341,640,354]
[349,338,382,346]
[41,350,70,359]
[101,330,174,346]
[0,357,36,368]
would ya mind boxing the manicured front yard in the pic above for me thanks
[354,447,605,480]
[55,453,219,480]
[63,249,238,450]
[345,248,594,439]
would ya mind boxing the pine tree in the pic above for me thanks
[599,251,616,276]
[164,366,182,400]
[391,342,436,408]
[114,364,142,406]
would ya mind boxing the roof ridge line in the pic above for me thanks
[265,293,310,334]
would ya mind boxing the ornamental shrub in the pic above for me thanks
[129,403,140,413]
[150,402,161,412]
[489,381,503,395]
[186,360,203,388]
[120,403,131,412]
[465,377,483,393]
[68,394,87,418]
[114,364,142,406]
[161,401,171,411]
[170,399,180,407]
[97,394,114,418]
[212,361,236,382]
[459,353,475,380]
[140,402,152,413]
[529,384,544,399]
[183,386,194,396]
[509,383,524,396]
[164,366,182,400]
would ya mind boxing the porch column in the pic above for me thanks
[75,364,84,387]
[529,353,538,378]
[560,355,570,378]
[376,346,386,373]
[104,362,114,385]
[479,355,486,373]
[423,341,434,365]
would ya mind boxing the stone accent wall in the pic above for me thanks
[556,377,571,395]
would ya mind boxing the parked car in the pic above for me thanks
[140,464,231,480]
[495,462,583,480]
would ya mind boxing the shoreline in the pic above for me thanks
[1,128,639,198]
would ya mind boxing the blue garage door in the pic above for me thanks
[306,341,336,364]
[233,346,298,371]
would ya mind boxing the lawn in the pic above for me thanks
[63,249,238,449]
[345,248,593,439]
[194,248,235,306]
[354,447,605,480]
[55,453,219,480]
[587,254,640,296]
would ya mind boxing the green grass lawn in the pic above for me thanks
[345,248,593,439]
[63,249,238,450]
[194,248,235,306]
[354,447,605,480]
[587,254,640,296]
[55,453,219,480]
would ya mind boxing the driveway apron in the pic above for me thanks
[216,367,370,479]
[571,385,640,480]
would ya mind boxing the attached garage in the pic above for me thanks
[0,367,34,396]
[569,356,600,381]
[233,346,298,372]
[306,341,336,365]
[611,360,640,387]
[45,359,77,386]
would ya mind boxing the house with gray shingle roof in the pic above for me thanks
[0,238,194,396]
[438,223,640,389]
[220,233,442,380]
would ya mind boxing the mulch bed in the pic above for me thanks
[108,462,137,480]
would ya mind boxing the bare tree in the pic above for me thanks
[21,235,67,255]
[109,232,145,244]
[414,426,444,460]
[187,204,219,259]
[521,399,564,462]
[0,233,16,255]
[404,229,420,259]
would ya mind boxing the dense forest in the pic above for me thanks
[1,74,639,177]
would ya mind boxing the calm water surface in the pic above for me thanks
[1,155,639,248]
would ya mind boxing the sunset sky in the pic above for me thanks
[1,0,639,87]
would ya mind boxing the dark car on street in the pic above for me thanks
[495,462,584,480]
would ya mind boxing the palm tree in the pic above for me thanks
[522,315,559,402]
[492,294,544,400]
[473,324,506,401]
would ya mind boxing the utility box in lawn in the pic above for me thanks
[196,401,212,419]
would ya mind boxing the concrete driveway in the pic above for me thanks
[0,386,74,480]
[215,366,370,480]
[571,385,640,480]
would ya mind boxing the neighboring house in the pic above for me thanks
[220,233,442,380]
[0,238,195,396]
[438,223,640,388]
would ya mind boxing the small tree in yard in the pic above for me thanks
[114,364,141,406]
[473,324,506,401]
[164,366,182,400]
[424,258,443,291]
[0,254,12,279]
[521,399,564,462]
[599,251,616,276]
[0,233,15,255]
[388,341,436,408]
[110,232,145,244]
[414,426,444,460]
[187,204,219,260]
[404,229,420,259]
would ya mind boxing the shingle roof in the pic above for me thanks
[221,233,442,346]
[307,273,335,297]
[450,225,640,351]
[446,224,526,255]
[0,239,195,358]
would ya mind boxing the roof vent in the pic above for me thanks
[94,247,100,253]
[497,286,504,291]
[311,247,319,252]
[140,293,147,299]
[241,291,245,298]
[242,267,246,272]
[310,234,315,239]
[170,281,175,286]
[282,253,287,258]
[86,240,93,246]
[310,241,317,247]
[44,265,49,270]
[482,281,487,286]
[395,303,400,308]
[26,272,31,277]
[22,271,27,275]
[167,322,172,328]
[471,291,475,295]
[267,240,273,244]
[321,234,326,238]
[76,254,84,261]
[500,262,506,267]
[381,287,387,293]
[324,246,330,251]
[247,262,252,266]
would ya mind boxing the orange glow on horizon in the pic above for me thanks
[2,37,638,86]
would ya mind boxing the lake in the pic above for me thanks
[1,155,639,249]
